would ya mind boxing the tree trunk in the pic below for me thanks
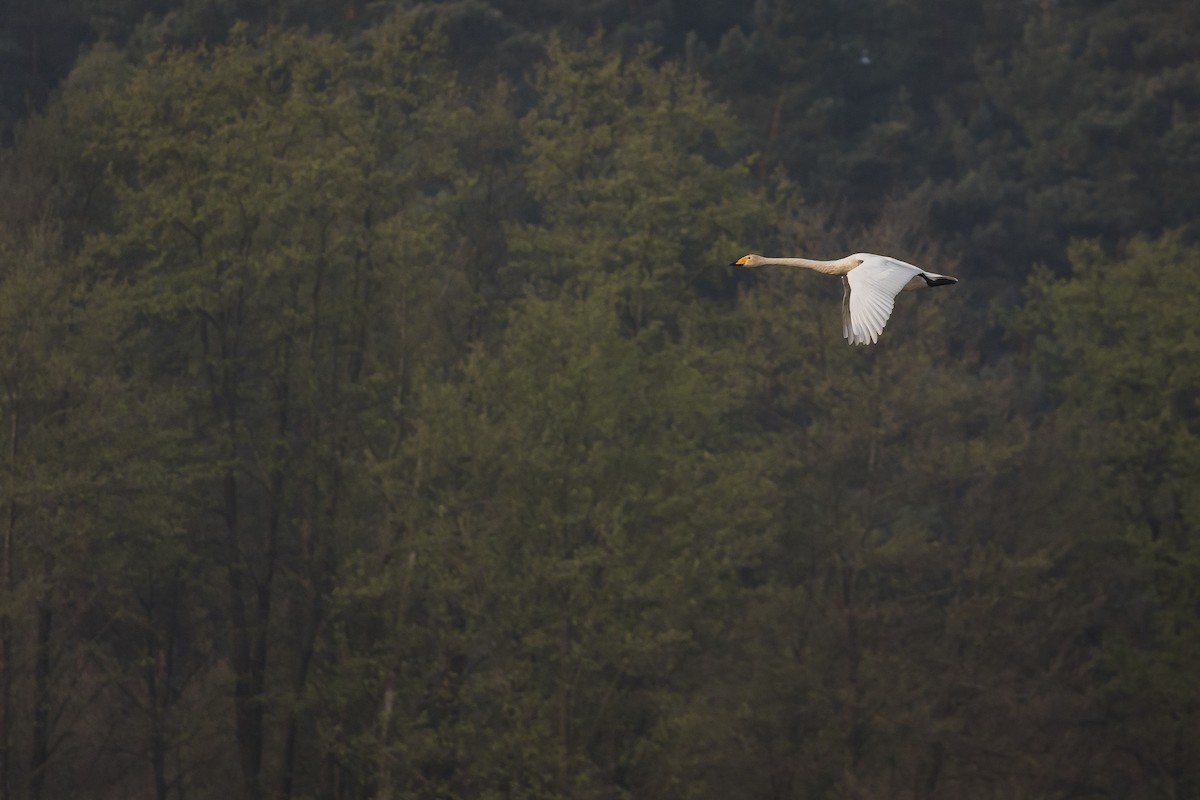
[0,407,15,800]
[279,597,320,800]
[205,300,271,800]
[227,466,264,800]
[147,596,177,800]
[29,602,51,800]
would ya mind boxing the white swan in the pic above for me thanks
[732,253,958,345]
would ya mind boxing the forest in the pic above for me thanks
[0,0,1198,798]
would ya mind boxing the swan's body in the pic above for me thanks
[732,253,957,345]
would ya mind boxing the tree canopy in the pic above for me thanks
[1,1,1197,798]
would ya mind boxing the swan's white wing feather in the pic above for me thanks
[844,256,922,345]
[841,276,851,341]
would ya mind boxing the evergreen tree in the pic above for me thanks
[1020,232,1200,797]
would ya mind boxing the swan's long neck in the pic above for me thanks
[759,256,860,276]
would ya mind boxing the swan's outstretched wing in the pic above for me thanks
[844,257,922,345]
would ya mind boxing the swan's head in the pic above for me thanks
[731,254,765,268]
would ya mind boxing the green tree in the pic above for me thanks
[668,207,1109,798]
[329,288,769,799]
[1020,232,1200,797]
[315,35,775,798]
[69,12,476,798]
[0,152,192,799]
[960,0,1200,271]
[510,33,769,328]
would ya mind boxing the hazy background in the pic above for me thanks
[1,0,1198,797]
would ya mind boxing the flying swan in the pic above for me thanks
[731,253,958,345]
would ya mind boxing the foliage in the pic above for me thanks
[1021,233,1200,797]
[0,2,1197,799]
